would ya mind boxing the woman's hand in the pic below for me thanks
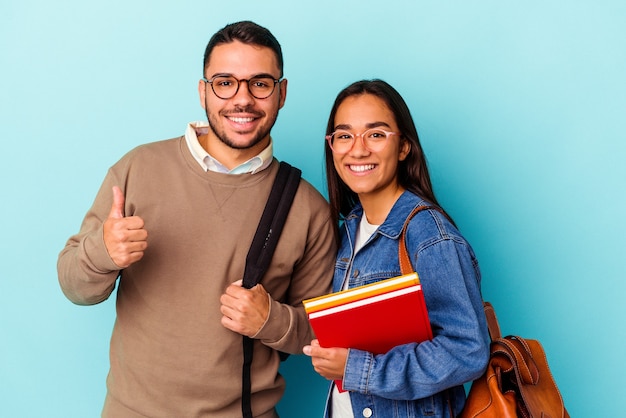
[303,339,348,381]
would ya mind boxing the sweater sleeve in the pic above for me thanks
[57,170,122,305]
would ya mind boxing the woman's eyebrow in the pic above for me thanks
[366,121,392,129]
[334,121,391,131]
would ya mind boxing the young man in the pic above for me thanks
[58,21,335,417]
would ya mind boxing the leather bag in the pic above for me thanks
[459,302,569,418]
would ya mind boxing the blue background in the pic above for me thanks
[1,1,624,417]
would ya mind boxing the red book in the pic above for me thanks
[303,272,432,391]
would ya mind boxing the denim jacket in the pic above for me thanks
[324,191,490,418]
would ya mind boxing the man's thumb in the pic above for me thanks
[109,186,125,219]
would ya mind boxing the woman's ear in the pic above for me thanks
[399,138,411,161]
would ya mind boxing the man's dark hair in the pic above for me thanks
[203,21,284,77]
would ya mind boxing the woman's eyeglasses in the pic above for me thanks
[326,128,399,154]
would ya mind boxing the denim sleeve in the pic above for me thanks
[341,238,490,399]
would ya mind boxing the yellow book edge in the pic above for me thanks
[303,272,420,314]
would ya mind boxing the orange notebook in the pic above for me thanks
[303,272,432,391]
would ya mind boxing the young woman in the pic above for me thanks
[304,80,490,417]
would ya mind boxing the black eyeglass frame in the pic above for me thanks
[202,76,282,100]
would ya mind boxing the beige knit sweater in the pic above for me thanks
[58,136,335,417]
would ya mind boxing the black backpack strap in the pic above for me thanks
[242,161,301,289]
[241,161,301,418]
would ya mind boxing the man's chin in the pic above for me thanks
[207,120,269,151]
[222,130,270,149]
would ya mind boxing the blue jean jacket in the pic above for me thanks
[323,191,490,418]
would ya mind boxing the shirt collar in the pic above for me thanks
[184,121,273,174]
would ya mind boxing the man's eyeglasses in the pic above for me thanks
[203,75,281,100]
[326,128,400,154]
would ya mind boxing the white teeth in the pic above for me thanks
[350,164,375,172]
[229,117,254,123]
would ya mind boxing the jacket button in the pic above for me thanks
[362,407,373,417]
[352,269,359,278]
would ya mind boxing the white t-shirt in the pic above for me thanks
[331,214,379,417]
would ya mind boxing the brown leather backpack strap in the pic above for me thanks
[483,301,502,341]
[398,205,446,275]
[493,337,539,385]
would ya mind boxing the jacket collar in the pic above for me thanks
[345,191,428,241]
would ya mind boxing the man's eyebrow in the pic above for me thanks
[206,72,231,79]
[206,72,278,79]
[252,73,279,79]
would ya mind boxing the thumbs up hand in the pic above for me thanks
[103,186,148,268]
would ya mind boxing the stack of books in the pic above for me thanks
[303,272,432,391]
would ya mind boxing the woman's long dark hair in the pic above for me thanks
[324,79,454,245]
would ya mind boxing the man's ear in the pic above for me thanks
[278,79,288,109]
[198,79,207,110]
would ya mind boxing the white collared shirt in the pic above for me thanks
[184,121,273,174]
